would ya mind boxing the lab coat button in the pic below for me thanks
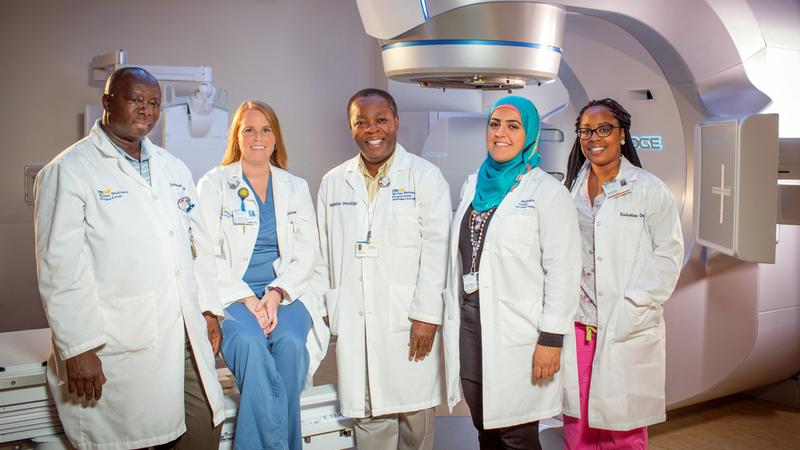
[448,314,454,320]
[358,311,364,317]
[597,256,603,262]
[152,195,159,201]
[598,291,604,297]
[596,221,602,226]
[175,269,180,277]
[169,230,174,237]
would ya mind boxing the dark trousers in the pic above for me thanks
[460,303,541,450]
[461,379,541,450]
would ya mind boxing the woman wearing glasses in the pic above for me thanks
[442,96,581,449]
[561,98,683,449]
[196,100,328,450]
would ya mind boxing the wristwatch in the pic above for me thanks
[267,286,288,300]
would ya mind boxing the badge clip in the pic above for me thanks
[177,196,194,213]
[227,176,241,189]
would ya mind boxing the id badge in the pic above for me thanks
[232,209,257,225]
[463,272,479,294]
[603,179,631,199]
[355,241,379,258]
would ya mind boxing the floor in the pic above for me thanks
[649,394,800,450]
[316,340,800,449]
[4,342,796,449]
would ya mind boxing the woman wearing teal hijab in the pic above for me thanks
[442,96,582,449]
[472,95,543,211]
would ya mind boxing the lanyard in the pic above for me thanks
[468,207,496,273]
[365,176,390,242]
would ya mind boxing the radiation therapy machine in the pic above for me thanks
[3,1,800,448]
[354,0,800,410]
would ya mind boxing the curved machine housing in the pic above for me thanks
[357,0,800,410]
[364,1,565,89]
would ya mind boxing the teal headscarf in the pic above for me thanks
[472,96,542,211]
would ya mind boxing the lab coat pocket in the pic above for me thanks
[497,297,541,346]
[389,208,422,248]
[324,287,341,336]
[281,219,297,254]
[618,217,646,258]
[613,298,659,342]
[494,214,535,257]
[98,293,158,356]
[389,284,417,332]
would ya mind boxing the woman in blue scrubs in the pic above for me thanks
[197,100,325,450]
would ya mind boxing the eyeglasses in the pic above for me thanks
[576,125,620,140]
[110,94,162,111]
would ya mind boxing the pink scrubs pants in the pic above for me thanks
[563,323,648,450]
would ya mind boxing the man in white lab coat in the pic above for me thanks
[314,89,451,449]
[34,67,225,450]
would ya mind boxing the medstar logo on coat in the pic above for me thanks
[391,188,415,201]
[97,189,129,201]
[515,198,536,209]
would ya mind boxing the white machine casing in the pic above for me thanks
[376,2,565,89]
[695,114,779,263]
[374,0,800,412]
[778,138,800,225]
[0,329,354,449]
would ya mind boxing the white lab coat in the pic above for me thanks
[196,162,330,380]
[34,123,225,450]
[442,168,581,429]
[562,157,684,430]
[313,145,451,417]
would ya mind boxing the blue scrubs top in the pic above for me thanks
[242,175,280,299]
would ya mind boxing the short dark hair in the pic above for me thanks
[347,88,398,119]
[104,66,159,95]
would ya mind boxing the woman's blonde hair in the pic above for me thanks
[221,100,288,169]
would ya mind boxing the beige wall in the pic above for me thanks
[0,0,385,332]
